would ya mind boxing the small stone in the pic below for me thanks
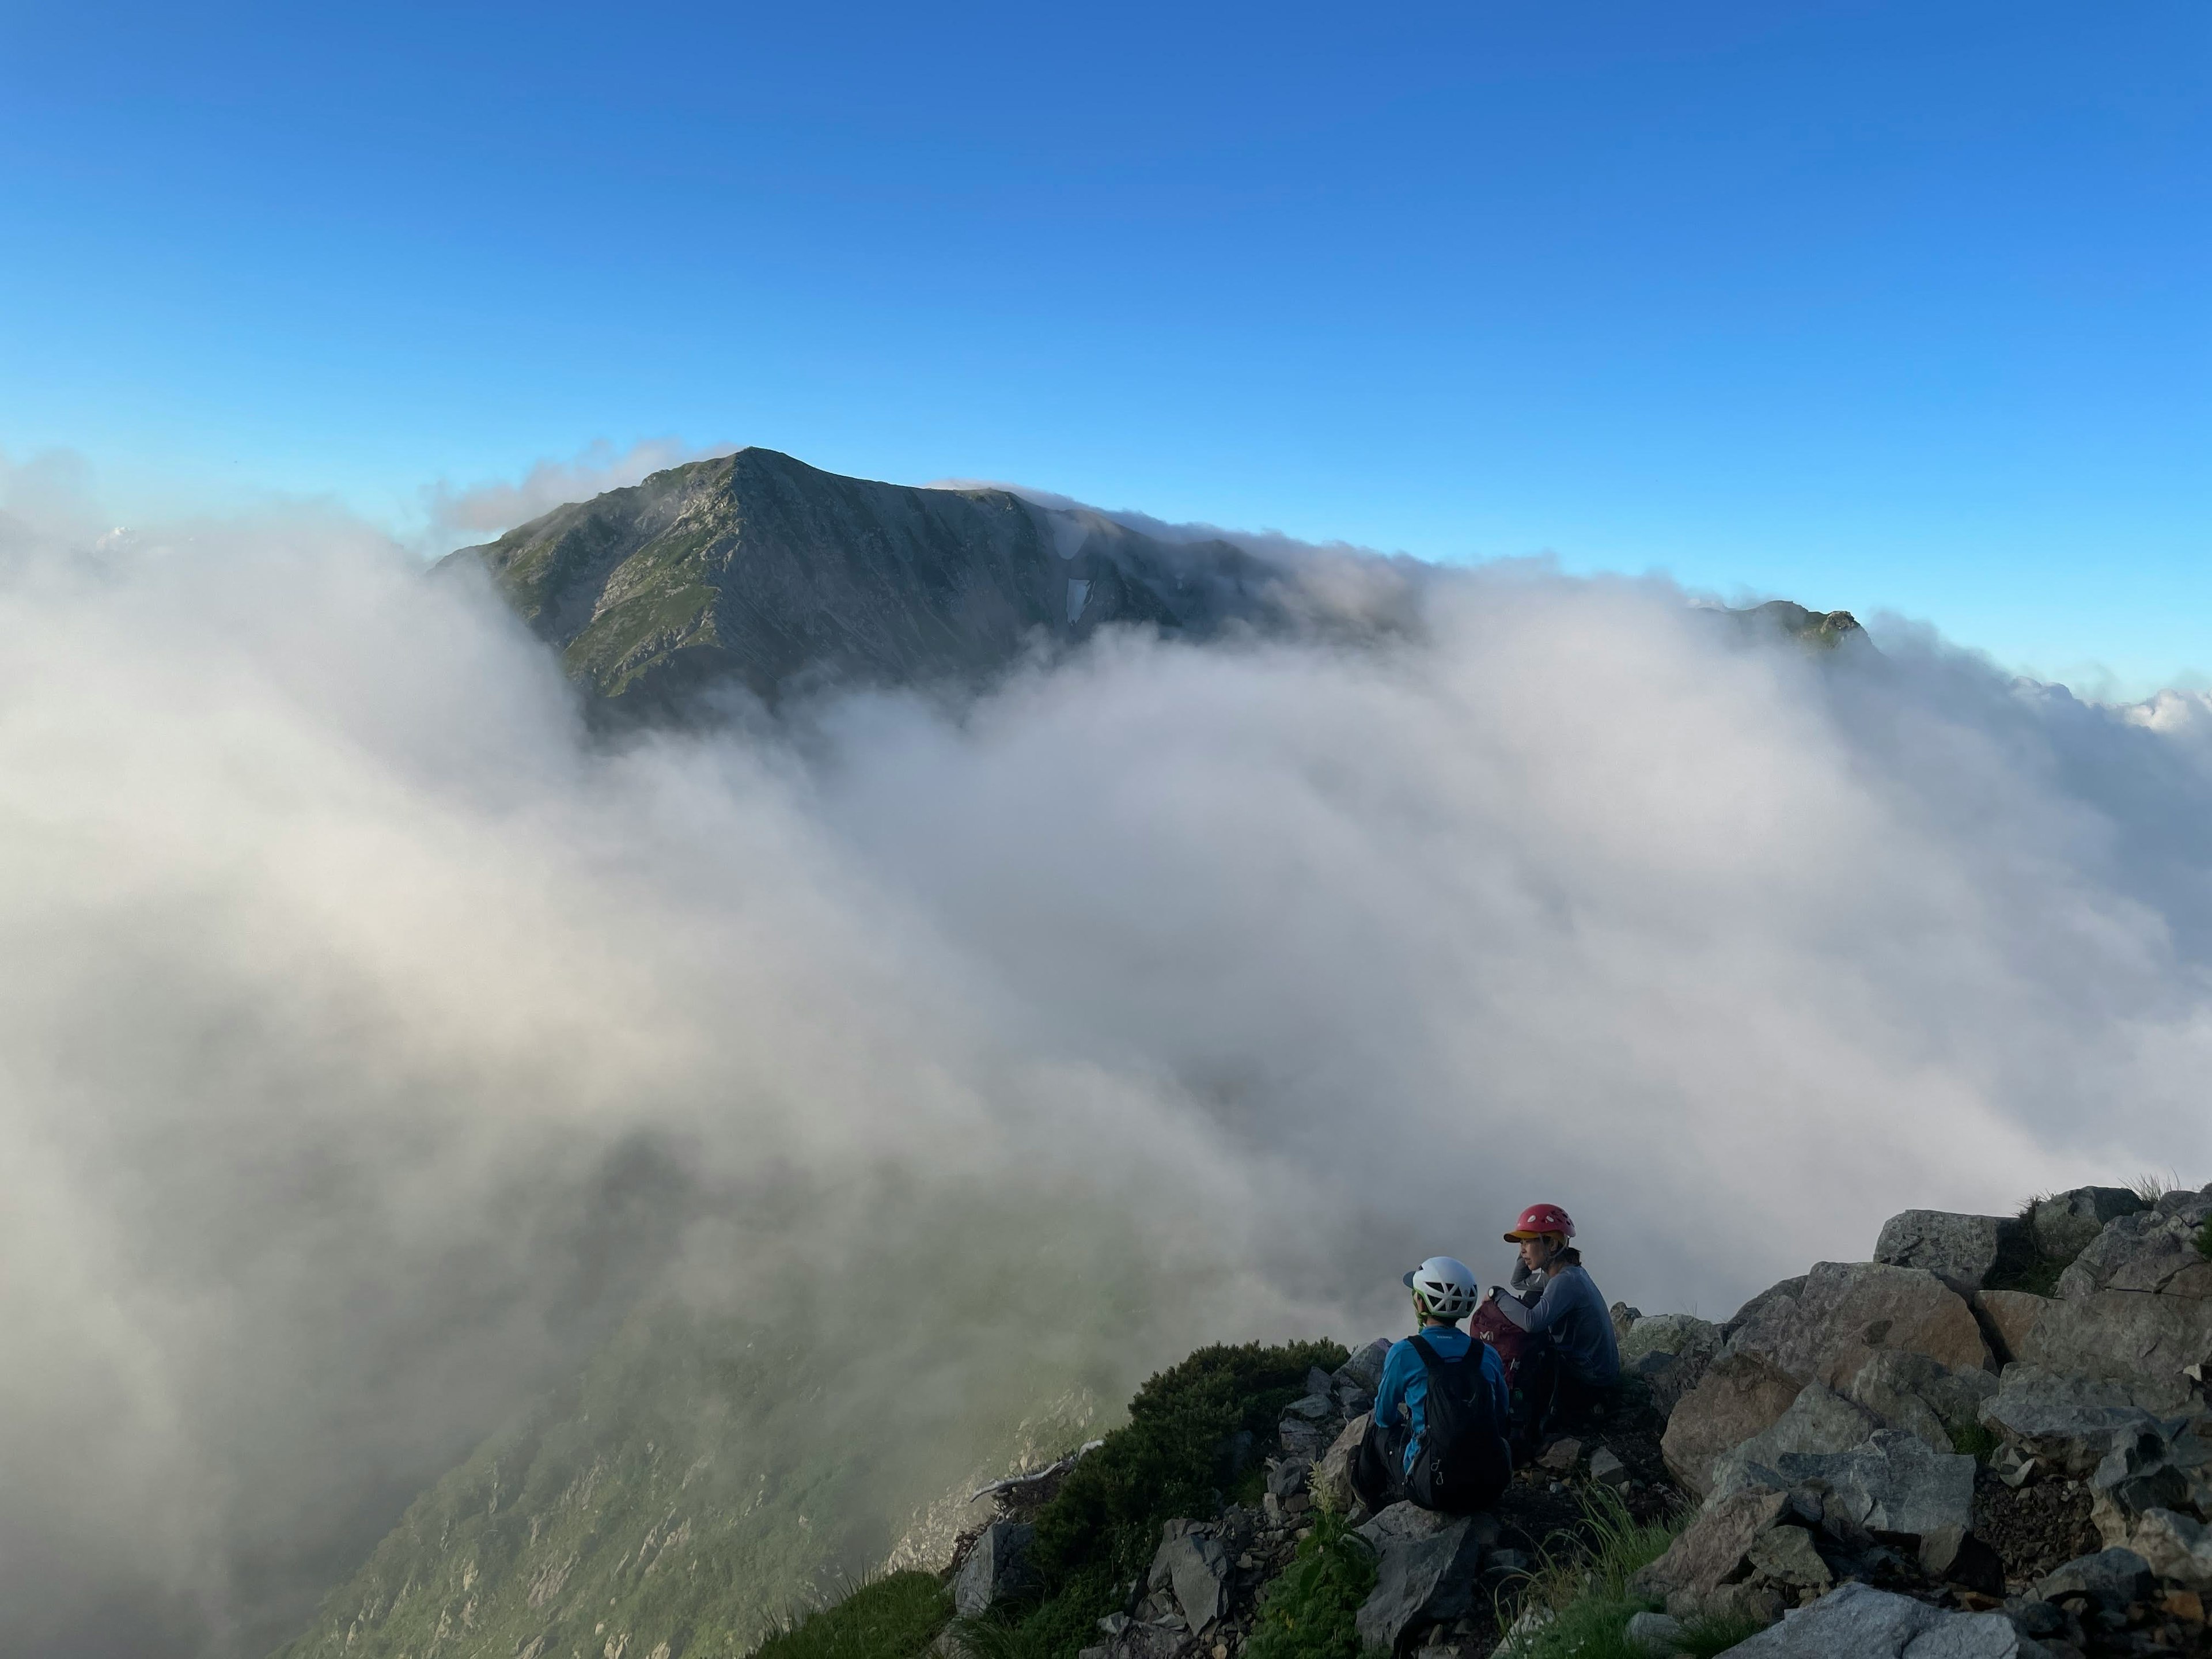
[1590,1448,1630,1488]
[1623,1609,1684,1654]
[1539,1437,1585,1472]
[2163,1589,2205,1624]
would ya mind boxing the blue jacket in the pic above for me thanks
[1370,1325,1510,1472]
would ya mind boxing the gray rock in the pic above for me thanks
[1766,1429,1976,1575]
[1312,1414,1369,1513]
[1876,1210,2029,1292]
[1662,1353,1805,1496]
[1747,1524,1834,1592]
[955,1520,1038,1618]
[1710,1382,1885,1499]
[1620,1314,1725,1419]
[2120,1508,2212,1588]
[1975,1291,2051,1365]
[2056,1209,2212,1301]
[2016,1289,2212,1412]
[1976,1364,2159,1478]
[1285,1392,1337,1421]
[1845,1351,1997,1453]
[1635,1486,1791,1598]
[1147,1522,1231,1631]
[1724,1581,2032,1656]
[1337,1339,1391,1394]
[2030,1187,2146,1263]
[2034,1546,2153,1610]
[2154,1187,2212,1226]
[1267,1457,1313,1500]
[1354,1514,1485,1652]
[1355,1500,1459,1552]
[1722,1263,1991,1387]
[1590,1448,1630,1488]
[1624,1609,1685,1654]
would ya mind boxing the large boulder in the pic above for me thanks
[1722,1263,1991,1387]
[1634,1486,1793,1599]
[1353,1512,1485,1652]
[955,1520,1037,1617]
[2035,1546,2154,1611]
[1620,1313,1725,1419]
[2056,1210,2212,1301]
[1724,1581,2035,1657]
[2154,1185,2212,1227]
[1843,1350,1997,1452]
[2030,1187,2146,1262]
[2015,1292,2212,1413]
[1336,1339,1391,1394]
[1874,1210,2029,1292]
[1662,1353,1804,1496]
[1977,1364,2160,1479]
[2087,1415,2212,1546]
[1765,1429,1977,1575]
[1147,1521,1230,1631]
[1724,1275,1810,1342]
[1709,1382,1884,1499]
[1976,1290,2052,1362]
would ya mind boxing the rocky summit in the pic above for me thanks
[281,1179,2212,1659]
[440,449,1301,718]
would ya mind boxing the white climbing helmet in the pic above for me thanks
[1401,1256,1479,1320]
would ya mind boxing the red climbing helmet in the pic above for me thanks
[1504,1203,1576,1242]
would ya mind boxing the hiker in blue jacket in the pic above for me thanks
[1355,1256,1512,1513]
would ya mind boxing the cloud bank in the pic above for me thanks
[1,467,2208,1656]
[424,437,738,539]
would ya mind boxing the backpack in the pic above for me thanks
[1404,1334,1512,1514]
[1469,1295,1544,1442]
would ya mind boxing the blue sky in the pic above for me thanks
[1,0,2205,693]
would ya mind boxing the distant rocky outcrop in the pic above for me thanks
[440,449,1317,719]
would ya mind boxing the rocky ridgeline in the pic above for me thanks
[950,1183,2212,1659]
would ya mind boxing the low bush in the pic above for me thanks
[1240,1510,1378,1659]
[2196,1215,2211,1263]
[752,1574,952,1659]
[964,1339,1350,1659]
[1948,1421,2000,1462]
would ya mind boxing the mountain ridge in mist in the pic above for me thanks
[440,449,1305,719]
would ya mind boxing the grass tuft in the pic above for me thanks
[1948,1421,2000,1462]
[2131,1171,2179,1206]
[751,1573,952,1659]
[1241,1510,1380,1659]
[2197,1216,2212,1264]
[1493,1487,1683,1658]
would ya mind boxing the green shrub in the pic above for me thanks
[1671,1607,1767,1656]
[1241,1510,1380,1659]
[751,1574,952,1659]
[2196,1215,2211,1263]
[968,1339,1350,1659]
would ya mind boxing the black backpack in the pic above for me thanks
[1404,1334,1513,1514]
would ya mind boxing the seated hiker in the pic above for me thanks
[1486,1203,1622,1433]
[1352,1256,1512,1516]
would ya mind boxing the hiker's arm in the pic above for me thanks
[1370,1344,1408,1429]
[1487,1286,1535,1331]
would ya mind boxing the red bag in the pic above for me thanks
[1469,1295,1537,1389]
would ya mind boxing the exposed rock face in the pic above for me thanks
[1874,1210,2029,1292]
[2035,1546,2154,1611]
[1709,1382,1883,1499]
[1722,1263,1991,1388]
[1975,1290,2052,1362]
[1148,1521,1231,1630]
[1724,1581,2031,1656]
[1842,1350,1995,1453]
[1763,1430,1978,1575]
[1310,1415,1368,1513]
[2029,1187,2146,1262]
[1353,1512,1484,1652]
[1662,1353,1805,1495]
[2056,1209,2212,1301]
[2015,1290,2212,1413]
[1976,1365,2156,1480]
[955,1520,1037,1616]
[1635,1486,1794,1599]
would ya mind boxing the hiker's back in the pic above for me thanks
[1403,1333,1512,1514]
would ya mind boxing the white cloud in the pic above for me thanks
[422,437,737,540]
[0,481,2207,1654]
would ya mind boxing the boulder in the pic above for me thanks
[1662,1353,1805,1496]
[1976,1290,2052,1362]
[1723,1263,1991,1387]
[1337,1339,1391,1394]
[1147,1522,1231,1631]
[2153,1187,2212,1226]
[1590,1448,1630,1489]
[2035,1546,2153,1611]
[1353,1513,1485,1652]
[1844,1350,1997,1453]
[1723,1581,2033,1657]
[1725,1275,1810,1342]
[1746,1524,1834,1593]
[1622,1312,1725,1371]
[2030,1187,2146,1262]
[1612,1301,1643,1342]
[1634,1486,1792,1599]
[2087,1416,2212,1544]
[955,1520,1037,1617]
[1623,1609,1684,1654]
[1976,1365,2158,1479]
[1312,1414,1369,1513]
[1266,1457,1313,1501]
[2122,1508,2212,1588]
[1355,1500,1461,1551]
[2014,1294,2212,1414]
[1875,1210,2029,1292]
[1710,1382,1884,1499]
[1765,1429,1977,1575]
[2055,1210,2212,1301]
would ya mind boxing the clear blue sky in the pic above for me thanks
[2,1,2205,693]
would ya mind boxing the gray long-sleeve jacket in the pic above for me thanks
[1492,1260,1621,1385]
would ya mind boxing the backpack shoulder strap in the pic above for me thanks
[1407,1333,1442,1372]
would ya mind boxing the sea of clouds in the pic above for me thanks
[2,448,2209,1657]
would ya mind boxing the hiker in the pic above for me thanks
[1486,1203,1622,1433]
[1353,1256,1513,1516]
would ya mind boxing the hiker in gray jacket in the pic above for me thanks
[1487,1201,1620,1427]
